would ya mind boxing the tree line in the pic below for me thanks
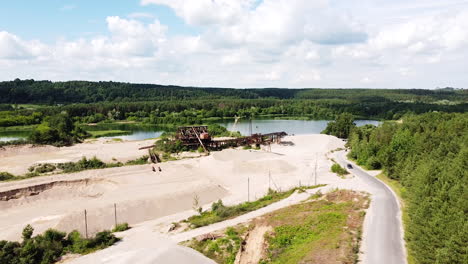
[346,112,467,264]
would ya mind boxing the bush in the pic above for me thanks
[57,157,107,173]
[0,225,120,264]
[33,164,57,174]
[125,155,149,165]
[112,223,130,232]
[0,171,15,181]
[331,163,349,176]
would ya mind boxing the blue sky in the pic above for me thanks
[0,0,198,42]
[0,0,467,88]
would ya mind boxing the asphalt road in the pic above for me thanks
[336,151,407,264]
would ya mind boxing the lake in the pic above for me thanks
[0,119,380,142]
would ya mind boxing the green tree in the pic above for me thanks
[322,113,356,138]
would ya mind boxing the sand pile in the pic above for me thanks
[0,134,350,254]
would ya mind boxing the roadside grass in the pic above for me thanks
[330,162,349,178]
[261,190,369,264]
[184,185,326,228]
[376,173,415,264]
[186,190,369,264]
[184,225,248,264]
[112,222,130,232]
[88,130,131,138]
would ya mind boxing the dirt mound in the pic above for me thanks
[0,178,117,202]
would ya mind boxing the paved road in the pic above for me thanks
[336,151,406,264]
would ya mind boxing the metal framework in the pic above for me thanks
[176,126,287,151]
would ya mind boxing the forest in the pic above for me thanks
[346,112,467,264]
[0,79,467,129]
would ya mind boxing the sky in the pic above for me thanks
[0,0,467,88]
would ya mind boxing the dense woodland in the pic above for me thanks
[346,113,467,264]
[0,79,467,129]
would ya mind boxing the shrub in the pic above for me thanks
[125,155,149,165]
[0,172,15,181]
[112,223,130,232]
[331,163,349,176]
[34,164,57,174]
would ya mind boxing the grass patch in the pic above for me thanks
[88,130,131,138]
[187,190,369,264]
[184,226,247,264]
[112,223,130,232]
[261,190,369,264]
[331,163,349,177]
[185,185,326,228]
[125,155,149,165]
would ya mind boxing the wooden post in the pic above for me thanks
[248,177,250,202]
[84,210,88,239]
[114,203,117,227]
[268,170,271,190]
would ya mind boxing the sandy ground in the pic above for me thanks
[0,138,155,175]
[0,134,379,263]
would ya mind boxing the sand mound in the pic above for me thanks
[211,149,280,162]
[0,178,118,203]
[233,159,296,174]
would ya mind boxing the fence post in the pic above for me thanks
[84,210,88,239]
[248,177,250,202]
[114,203,117,227]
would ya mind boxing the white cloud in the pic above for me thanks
[0,1,468,88]
[0,31,35,59]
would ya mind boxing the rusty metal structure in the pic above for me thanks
[175,126,287,151]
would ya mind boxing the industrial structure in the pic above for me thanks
[175,125,287,151]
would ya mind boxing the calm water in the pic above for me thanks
[218,119,380,136]
[0,130,31,143]
[0,119,380,142]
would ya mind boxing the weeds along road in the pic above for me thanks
[336,151,407,264]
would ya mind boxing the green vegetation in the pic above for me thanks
[185,226,246,264]
[0,225,119,264]
[124,155,149,165]
[261,190,368,264]
[0,172,15,181]
[28,164,56,174]
[112,223,130,233]
[56,157,122,173]
[185,185,325,228]
[347,112,467,264]
[330,163,349,176]
[187,190,369,264]
[322,112,356,138]
[0,156,152,182]
[29,113,89,146]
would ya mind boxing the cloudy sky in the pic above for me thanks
[1,0,467,88]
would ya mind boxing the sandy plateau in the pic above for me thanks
[0,134,376,263]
